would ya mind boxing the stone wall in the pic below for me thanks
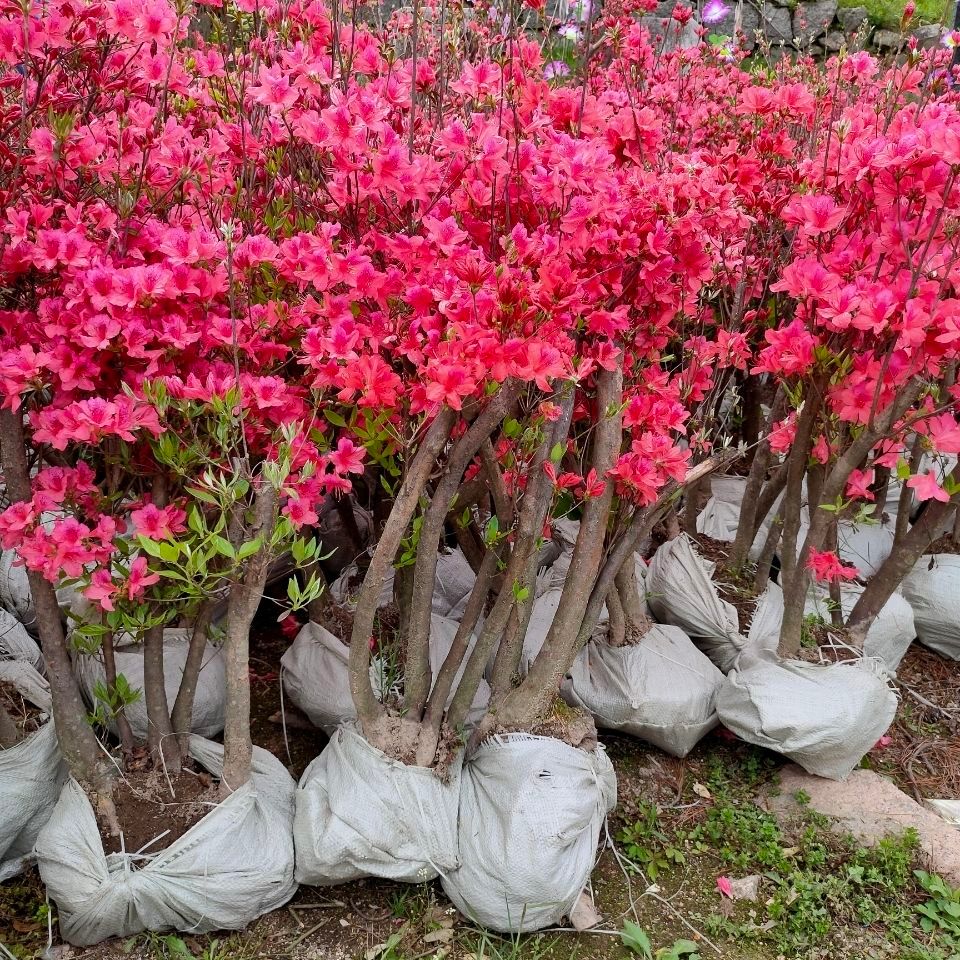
[633,0,948,58]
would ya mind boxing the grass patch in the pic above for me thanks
[838,0,949,30]
[614,751,960,960]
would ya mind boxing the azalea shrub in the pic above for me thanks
[0,0,958,807]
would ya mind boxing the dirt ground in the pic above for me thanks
[3,630,960,960]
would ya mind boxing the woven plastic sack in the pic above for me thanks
[0,608,43,670]
[745,581,785,655]
[837,519,895,579]
[294,725,462,885]
[429,614,491,727]
[331,550,477,621]
[694,476,802,563]
[36,737,297,946]
[441,734,616,932]
[281,622,362,733]
[75,629,226,740]
[433,550,477,621]
[522,555,648,675]
[717,649,897,780]
[646,535,746,673]
[0,549,36,631]
[282,615,486,733]
[562,624,724,757]
[0,660,67,881]
[803,585,915,671]
[696,476,750,543]
[902,554,960,660]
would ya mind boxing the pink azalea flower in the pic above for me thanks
[125,556,160,601]
[907,471,951,503]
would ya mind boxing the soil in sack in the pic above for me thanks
[0,661,68,882]
[0,679,45,743]
[563,621,725,758]
[902,536,960,661]
[36,738,297,946]
[646,533,779,672]
[441,703,617,933]
[98,765,219,856]
[293,722,463,886]
[717,648,897,780]
[74,627,226,741]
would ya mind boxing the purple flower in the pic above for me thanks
[702,0,729,25]
[544,60,572,78]
[558,22,582,40]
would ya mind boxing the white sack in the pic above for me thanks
[646,535,746,673]
[746,581,785,654]
[442,734,616,932]
[332,549,477,621]
[696,476,750,543]
[294,724,462,885]
[803,585,915,671]
[925,799,960,826]
[433,550,478,621]
[283,615,487,734]
[0,549,36,631]
[523,555,648,675]
[717,650,897,780]
[563,624,724,757]
[282,622,362,733]
[76,629,225,740]
[36,738,297,946]
[0,660,67,881]
[837,519,895,579]
[902,554,960,660]
[429,614,491,727]
[0,608,43,669]
[695,476,802,563]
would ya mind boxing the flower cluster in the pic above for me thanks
[0,0,957,608]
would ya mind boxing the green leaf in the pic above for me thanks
[213,536,236,559]
[550,442,564,463]
[186,486,218,505]
[187,505,205,535]
[237,537,263,561]
[158,540,181,563]
[621,921,653,959]
[136,536,165,559]
[324,409,348,428]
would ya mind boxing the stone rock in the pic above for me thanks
[655,0,691,15]
[912,23,944,49]
[640,14,701,48]
[835,4,868,31]
[823,28,846,50]
[792,0,838,43]
[764,765,960,887]
[728,875,762,901]
[761,3,793,43]
[872,28,903,49]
